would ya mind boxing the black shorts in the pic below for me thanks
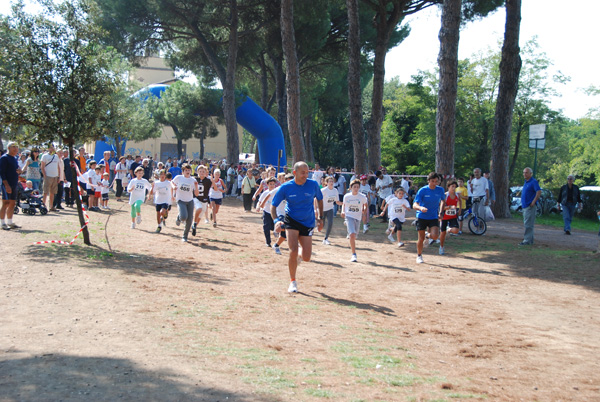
[441,218,459,231]
[210,197,222,205]
[101,193,109,201]
[391,218,403,232]
[155,203,169,212]
[1,183,18,201]
[416,218,439,231]
[284,214,314,237]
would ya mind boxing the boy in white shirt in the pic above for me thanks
[258,177,278,247]
[342,179,368,262]
[150,169,172,233]
[127,166,152,229]
[100,172,110,210]
[380,187,411,247]
[319,176,342,245]
[171,164,199,242]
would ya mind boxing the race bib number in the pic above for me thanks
[348,205,360,213]
[394,206,404,214]
[327,197,336,204]
[446,207,457,216]
[179,184,191,193]
[135,183,145,190]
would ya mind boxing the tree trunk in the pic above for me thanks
[508,114,524,180]
[347,0,367,175]
[435,0,461,184]
[303,115,314,163]
[281,0,305,163]
[68,141,90,245]
[115,136,121,159]
[269,53,289,152]
[223,0,240,165]
[491,0,522,218]
[172,125,184,159]
[200,127,206,160]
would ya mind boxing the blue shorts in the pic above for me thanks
[210,198,222,205]
[1,183,18,201]
[155,203,169,212]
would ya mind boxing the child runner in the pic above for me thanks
[455,177,468,234]
[127,166,152,229]
[172,164,199,242]
[209,168,226,227]
[439,181,461,255]
[86,161,98,211]
[192,165,212,235]
[412,172,445,264]
[380,187,411,247]
[341,179,368,262]
[319,176,342,245]
[272,173,294,255]
[358,175,372,233]
[271,162,324,293]
[150,169,172,233]
[100,172,110,209]
[258,177,278,247]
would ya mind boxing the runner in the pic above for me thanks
[127,166,152,229]
[341,179,368,262]
[438,181,461,255]
[150,169,172,233]
[258,177,278,247]
[171,164,199,242]
[380,187,411,247]
[412,172,445,264]
[272,173,294,255]
[209,169,226,227]
[358,175,372,233]
[270,162,324,293]
[319,176,342,245]
[192,165,212,235]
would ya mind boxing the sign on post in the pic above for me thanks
[529,124,546,140]
[529,139,545,150]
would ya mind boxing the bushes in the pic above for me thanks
[580,190,600,219]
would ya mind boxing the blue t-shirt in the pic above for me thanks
[271,179,323,228]
[168,166,182,177]
[0,153,19,185]
[521,177,541,208]
[414,185,445,220]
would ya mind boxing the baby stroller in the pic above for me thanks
[14,183,48,215]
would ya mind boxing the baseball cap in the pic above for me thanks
[360,175,368,180]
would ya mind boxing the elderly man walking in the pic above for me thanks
[557,175,582,235]
[41,144,60,212]
[519,167,541,246]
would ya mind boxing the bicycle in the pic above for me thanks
[460,198,487,235]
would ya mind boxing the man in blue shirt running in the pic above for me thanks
[519,167,541,245]
[412,172,445,264]
[271,161,324,293]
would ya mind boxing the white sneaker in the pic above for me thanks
[397,242,404,247]
[428,238,435,246]
[182,237,188,242]
[416,255,424,264]
[322,239,331,245]
[363,224,369,234]
[273,245,281,255]
[350,254,357,262]
[385,227,391,235]
[130,222,135,229]
[439,246,445,255]
[204,219,209,224]
[288,280,298,293]
[387,233,395,243]
[136,215,142,224]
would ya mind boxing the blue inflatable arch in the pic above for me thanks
[95,84,287,167]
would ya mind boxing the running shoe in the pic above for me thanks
[416,255,424,264]
[8,223,21,229]
[288,280,298,293]
[176,216,181,226]
[387,233,395,243]
[385,227,391,235]
[192,223,197,236]
[397,242,404,247]
[428,238,435,246]
[204,219,209,224]
[182,237,188,242]
[156,226,161,233]
[130,222,135,229]
[1,224,11,230]
[350,254,358,262]
[266,243,271,248]
[322,239,331,245]
[439,246,445,255]
[273,245,281,255]
[363,224,369,234]
[213,222,217,228]
[136,215,142,224]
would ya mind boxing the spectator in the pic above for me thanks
[40,144,60,212]
[519,167,541,246]
[557,175,582,235]
[0,142,22,230]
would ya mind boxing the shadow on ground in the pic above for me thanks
[0,352,274,402]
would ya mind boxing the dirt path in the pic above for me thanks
[1,198,599,401]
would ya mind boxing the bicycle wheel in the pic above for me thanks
[468,215,487,235]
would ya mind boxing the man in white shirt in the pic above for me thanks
[312,163,324,186]
[470,168,489,218]
[375,169,393,219]
[41,144,60,211]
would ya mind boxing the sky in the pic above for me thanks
[385,0,600,119]
[2,0,598,119]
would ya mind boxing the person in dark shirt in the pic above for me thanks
[557,175,582,235]
[0,142,22,230]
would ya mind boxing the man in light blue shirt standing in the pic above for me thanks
[519,167,541,245]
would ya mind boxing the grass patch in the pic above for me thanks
[447,392,488,399]
[305,388,333,398]
[511,212,599,232]
[242,366,296,392]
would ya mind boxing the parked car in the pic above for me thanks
[510,187,559,216]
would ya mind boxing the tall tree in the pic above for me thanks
[347,0,368,174]
[490,0,522,218]
[280,0,305,162]
[435,0,462,181]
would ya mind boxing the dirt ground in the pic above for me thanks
[1,197,599,401]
